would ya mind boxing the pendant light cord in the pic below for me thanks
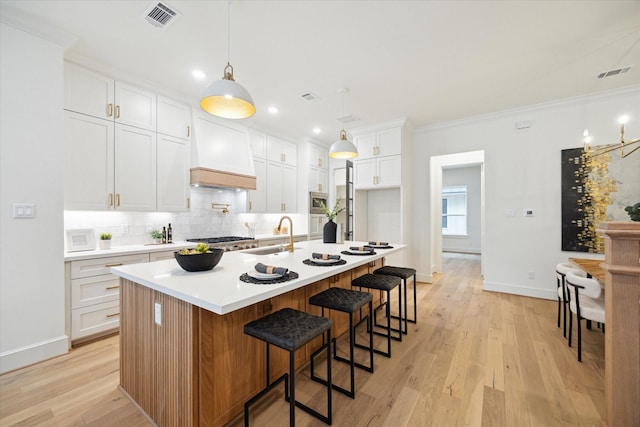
[226,0,231,65]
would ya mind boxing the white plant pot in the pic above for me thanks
[99,240,112,250]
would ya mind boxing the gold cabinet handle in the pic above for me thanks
[106,312,120,318]
[319,183,322,191]
[249,201,252,211]
[115,105,120,119]
[116,193,121,206]
[106,285,120,290]
[318,159,322,167]
[108,193,114,206]
[187,126,190,137]
[187,197,190,209]
[107,104,113,117]
[105,263,123,267]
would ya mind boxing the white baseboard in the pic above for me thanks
[0,335,68,374]
[442,247,481,254]
[417,273,433,283]
[483,281,556,300]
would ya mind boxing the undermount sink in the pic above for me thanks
[242,246,302,255]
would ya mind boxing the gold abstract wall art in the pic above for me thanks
[561,146,639,253]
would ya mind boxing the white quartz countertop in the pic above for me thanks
[64,241,194,261]
[111,240,406,315]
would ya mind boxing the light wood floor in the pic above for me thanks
[0,253,605,426]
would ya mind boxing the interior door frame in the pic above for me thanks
[429,150,485,275]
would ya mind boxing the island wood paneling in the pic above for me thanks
[120,257,390,427]
[119,279,199,426]
[597,222,640,427]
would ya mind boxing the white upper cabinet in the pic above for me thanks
[64,62,156,131]
[248,157,267,213]
[64,62,114,120]
[308,144,328,169]
[267,136,297,166]
[354,126,402,160]
[157,134,190,212]
[114,125,157,211]
[249,130,267,159]
[266,162,296,213]
[353,125,403,190]
[114,82,156,131]
[64,111,114,210]
[157,96,191,140]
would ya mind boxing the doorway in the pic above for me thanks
[429,150,485,276]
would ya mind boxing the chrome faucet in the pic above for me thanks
[277,216,294,252]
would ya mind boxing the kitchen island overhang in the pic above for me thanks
[111,240,406,426]
[111,240,406,315]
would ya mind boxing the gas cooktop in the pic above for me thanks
[186,236,255,244]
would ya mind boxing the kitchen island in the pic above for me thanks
[111,240,405,426]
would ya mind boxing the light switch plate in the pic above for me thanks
[524,209,535,217]
[13,204,35,218]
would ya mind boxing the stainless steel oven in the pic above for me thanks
[309,192,328,214]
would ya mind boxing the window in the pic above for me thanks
[442,186,467,236]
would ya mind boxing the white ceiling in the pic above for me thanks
[2,0,639,145]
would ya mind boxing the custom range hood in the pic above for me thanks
[190,112,256,190]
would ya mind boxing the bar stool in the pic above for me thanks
[351,273,402,357]
[309,287,374,399]
[243,308,332,426]
[374,266,417,335]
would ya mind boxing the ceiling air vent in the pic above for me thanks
[300,92,321,102]
[337,114,360,124]
[597,66,631,79]
[144,1,181,29]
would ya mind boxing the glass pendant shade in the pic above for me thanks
[200,64,255,119]
[329,130,358,159]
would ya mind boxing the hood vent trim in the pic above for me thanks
[190,168,256,190]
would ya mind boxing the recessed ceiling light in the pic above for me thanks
[313,127,322,134]
[268,106,279,114]
[192,69,206,80]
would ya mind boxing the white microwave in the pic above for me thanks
[309,192,328,214]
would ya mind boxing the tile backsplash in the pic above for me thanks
[64,188,309,247]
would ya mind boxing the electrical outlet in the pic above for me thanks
[121,224,129,234]
[13,203,36,218]
[146,224,153,232]
[154,302,162,325]
[528,271,535,280]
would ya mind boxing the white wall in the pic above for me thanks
[411,86,640,300]
[0,22,68,372]
[442,166,482,253]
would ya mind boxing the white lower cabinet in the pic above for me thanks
[68,253,149,344]
[309,215,328,236]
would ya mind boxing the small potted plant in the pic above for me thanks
[99,232,112,250]
[150,229,162,244]
[319,197,346,243]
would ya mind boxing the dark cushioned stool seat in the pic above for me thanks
[374,266,418,334]
[352,273,401,291]
[244,307,332,352]
[309,286,373,313]
[374,266,416,279]
[243,308,332,426]
[309,287,374,398]
[351,274,402,357]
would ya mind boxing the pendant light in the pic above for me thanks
[329,88,358,159]
[200,0,255,119]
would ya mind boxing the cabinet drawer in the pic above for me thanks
[149,250,176,262]
[71,253,149,278]
[71,275,120,309]
[72,300,120,339]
